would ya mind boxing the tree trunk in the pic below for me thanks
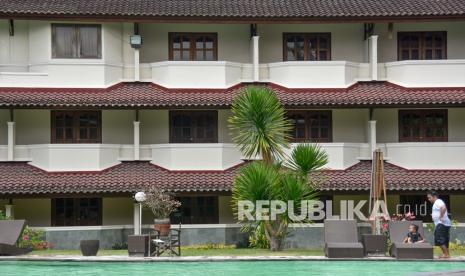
[269,235,283,251]
[264,219,287,251]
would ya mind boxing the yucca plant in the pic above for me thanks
[230,86,328,251]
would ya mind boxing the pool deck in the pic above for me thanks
[1,255,465,262]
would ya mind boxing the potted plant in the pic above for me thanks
[143,186,181,236]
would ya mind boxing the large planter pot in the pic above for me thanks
[154,218,171,236]
[80,240,99,256]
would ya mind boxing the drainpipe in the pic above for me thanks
[250,24,259,82]
[7,109,15,161]
[368,35,378,81]
[368,109,377,159]
[134,110,140,161]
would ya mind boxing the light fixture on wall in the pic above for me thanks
[130,35,143,49]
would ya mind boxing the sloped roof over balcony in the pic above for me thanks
[0,161,464,195]
[1,82,465,108]
[1,0,465,22]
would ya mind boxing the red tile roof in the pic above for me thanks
[314,161,465,191]
[1,82,465,108]
[1,0,464,21]
[0,161,464,195]
[0,161,242,195]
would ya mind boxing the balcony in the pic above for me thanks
[380,142,465,170]
[382,59,465,87]
[150,143,243,171]
[0,61,123,88]
[263,61,367,88]
[149,61,253,88]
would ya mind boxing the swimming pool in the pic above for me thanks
[1,260,465,275]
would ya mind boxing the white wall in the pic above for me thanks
[376,22,465,63]
[14,198,51,226]
[102,110,134,144]
[333,109,368,143]
[0,20,29,70]
[218,195,235,223]
[139,23,251,63]
[102,197,134,225]
[0,110,9,144]
[140,110,169,144]
[15,109,50,145]
[259,23,366,63]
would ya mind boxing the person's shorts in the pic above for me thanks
[434,224,451,247]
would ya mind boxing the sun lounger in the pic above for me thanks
[389,220,433,259]
[0,220,33,256]
[324,219,364,258]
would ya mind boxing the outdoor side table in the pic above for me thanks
[362,234,388,256]
[128,235,150,257]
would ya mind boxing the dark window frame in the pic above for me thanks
[397,31,447,61]
[287,110,333,142]
[169,110,218,143]
[171,196,219,224]
[51,110,102,144]
[283,33,331,61]
[52,23,102,59]
[51,198,102,226]
[168,32,218,61]
[398,109,448,142]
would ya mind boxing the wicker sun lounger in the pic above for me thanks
[324,219,364,258]
[0,220,33,256]
[389,220,434,259]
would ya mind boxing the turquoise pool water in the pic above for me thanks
[1,261,465,276]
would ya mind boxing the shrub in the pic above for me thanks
[112,242,128,250]
[18,226,53,250]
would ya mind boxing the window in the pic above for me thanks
[399,110,447,142]
[51,111,102,143]
[169,33,218,61]
[283,33,331,61]
[52,24,102,59]
[52,198,102,226]
[169,111,218,143]
[398,32,446,60]
[287,111,332,142]
[399,195,450,223]
[171,196,219,224]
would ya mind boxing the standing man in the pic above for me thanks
[427,190,451,258]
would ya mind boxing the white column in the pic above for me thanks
[368,35,378,81]
[133,202,140,235]
[252,36,260,82]
[7,121,15,161]
[368,120,377,158]
[133,121,140,160]
[134,49,140,81]
[5,204,14,219]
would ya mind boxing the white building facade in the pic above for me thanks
[1,0,465,248]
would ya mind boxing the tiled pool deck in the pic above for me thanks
[1,255,465,262]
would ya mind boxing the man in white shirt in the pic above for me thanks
[427,190,451,259]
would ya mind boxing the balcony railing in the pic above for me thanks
[382,59,465,87]
[2,142,465,171]
[149,61,253,88]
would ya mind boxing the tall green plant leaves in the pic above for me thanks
[229,86,292,163]
[286,143,328,177]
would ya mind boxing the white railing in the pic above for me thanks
[382,59,465,87]
[263,61,367,88]
[150,143,243,171]
[380,142,465,170]
[149,61,253,88]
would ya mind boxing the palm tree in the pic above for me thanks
[228,86,292,164]
[229,86,328,251]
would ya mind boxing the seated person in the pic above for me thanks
[403,224,425,244]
